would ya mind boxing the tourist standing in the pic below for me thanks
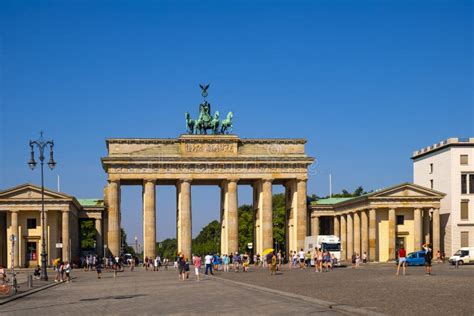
[243,252,249,272]
[396,246,407,276]
[178,256,186,281]
[424,244,433,276]
[223,254,230,272]
[355,253,361,268]
[362,252,368,264]
[298,249,305,269]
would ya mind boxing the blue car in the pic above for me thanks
[396,250,426,266]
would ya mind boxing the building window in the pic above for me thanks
[462,173,474,194]
[470,175,474,194]
[429,163,433,174]
[27,218,37,229]
[460,155,468,165]
[396,215,404,225]
[462,174,467,194]
[430,179,434,189]
[461,200,469,220]
[461,232,469,247]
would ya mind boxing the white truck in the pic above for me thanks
[449,247,474,265]
[304,235,342,266]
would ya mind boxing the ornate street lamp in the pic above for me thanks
[29,131,56,281]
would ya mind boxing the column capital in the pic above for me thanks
[108,179,120,185]
[296,177,308,182]
[61,209,70,214]
[177,178,192,184]
[10,210,19,214]
[143,179,156,185]
[261,178,274,184]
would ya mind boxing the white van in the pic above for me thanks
[449,247,474,265]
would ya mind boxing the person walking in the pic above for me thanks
[298,249,305,269]
[96,257,102,279]
[270,252,277,275]
[204,253,214,275]
[193,254,202,281]
[64,261,71,283]
[277,250,282,271]
[396,246,407,276]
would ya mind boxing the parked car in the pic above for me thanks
[395,250,426,266]
[449,247,474,265]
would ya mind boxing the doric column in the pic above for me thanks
[354,211,361,256]
[340,214,347,260]
[262,179,273,251]
[95,218,103,256]
[432,208,440,255]
[334,216,340,237]
[311,213,319,236]
[361,210,369,258]
[221,179,239,255]
[253,180,263,255]
[62,210,70,261]
[296,179,308,251]
[107,180,121,257]
[369,209,376,261]
[347,213,353,260]
[414,208,422,250]
[177,179,192,260]
[143,180,156,260]
[388,208,396,261]
[423,209,431,244]
[10,211,19,267]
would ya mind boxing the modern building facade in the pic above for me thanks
[412,137,474,256]
[309,183,445,262]
[0,184,105,268]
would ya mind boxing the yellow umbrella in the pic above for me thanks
[262,248,274,256]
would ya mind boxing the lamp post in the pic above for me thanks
[28,132,56,281]
[134,235,138,254]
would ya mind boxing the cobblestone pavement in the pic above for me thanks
[0,267,343,315]
[217,262,474,315]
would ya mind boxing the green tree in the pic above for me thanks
[157,238,177,259]
[330,186,371,198]
[238,204,253,252]
[121,228,135,255]
[192,220,220,255]
[80,219,96,250]
[272,193,286,252]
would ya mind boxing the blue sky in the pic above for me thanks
[1,1,472,245]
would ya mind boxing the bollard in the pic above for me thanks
[27,274,33,288]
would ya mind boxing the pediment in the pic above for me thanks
[0,184,72,200]
[370,183,445,199]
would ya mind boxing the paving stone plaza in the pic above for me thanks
[1,263,473,315]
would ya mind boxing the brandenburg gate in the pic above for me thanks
[101,86,314,260]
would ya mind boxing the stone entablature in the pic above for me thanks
[102,135,314,181]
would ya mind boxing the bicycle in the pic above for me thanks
[0,275,17,296]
